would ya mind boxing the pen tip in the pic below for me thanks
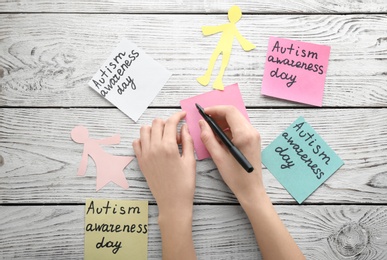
[195,103,202,110]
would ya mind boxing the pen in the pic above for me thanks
[195,103,254,173]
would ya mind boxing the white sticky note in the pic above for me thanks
[89,39,171,122]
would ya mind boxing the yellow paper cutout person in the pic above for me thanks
[197,5,256,90]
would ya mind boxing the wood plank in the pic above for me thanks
[1,14,386,107]
[0,0,386,13]
[0,205,386,259]
[1,108,386,204]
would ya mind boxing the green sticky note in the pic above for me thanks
[262,117,344,204]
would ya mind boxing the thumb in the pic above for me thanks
[181,124,194,160]
[199,120,226,161]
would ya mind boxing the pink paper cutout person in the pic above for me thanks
[71,125,133,191]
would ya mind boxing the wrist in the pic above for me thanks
[158,206,194,248]
[238,189,271,214]
[157,206,196,260]
[158,204,193,227]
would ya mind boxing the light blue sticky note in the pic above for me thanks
[262,117,344,204]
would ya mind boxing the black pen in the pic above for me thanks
[195,103,254,173]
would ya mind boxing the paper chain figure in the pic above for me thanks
[197,5,256,90]
[71,125,133,191]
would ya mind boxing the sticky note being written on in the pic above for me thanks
[261,117,343,204]
[180,83,249,160]
[261,37,331,106]
[89,39,171,122]
[84,199,148,260]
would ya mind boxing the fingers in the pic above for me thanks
[151,118,165,142]
[132,139,142,157]
[181,124,194,159]
[139,125,151,152]
[222,128,233,140]
[206,114,230,132]
[199,120,225,160]
[204,105,250,131]
[137,111,186,155]
[163,111,187,141]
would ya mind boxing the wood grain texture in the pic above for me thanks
[1,2,387,259]
[1,14,386,107]
[1,108,386,204]
[1,205,386,259]
[0,0,386,13]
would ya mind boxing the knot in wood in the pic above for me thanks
[367,172,387,188]
[335,223,368,257]
[0,155,4,166]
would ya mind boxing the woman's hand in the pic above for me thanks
[199,105,265,205]
[133,111,196,215]
[199,105,304,260]
[133,111,197,260]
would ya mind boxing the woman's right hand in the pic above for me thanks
[199,105,266,205]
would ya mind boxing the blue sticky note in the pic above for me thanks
[262,117,344,204]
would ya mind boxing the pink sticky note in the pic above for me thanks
[261,37,331,106]
[180,83,249,160]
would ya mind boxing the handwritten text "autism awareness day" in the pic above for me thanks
[268,41,325,88]
[92,50,139,97]
[275,121,330,180]
[85,200,147,255]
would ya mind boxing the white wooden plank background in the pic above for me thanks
[1,108,386,204]
[0,14,386,107]
[1,205,387,260]
[0,0,386,13]
[1,0,387,259]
